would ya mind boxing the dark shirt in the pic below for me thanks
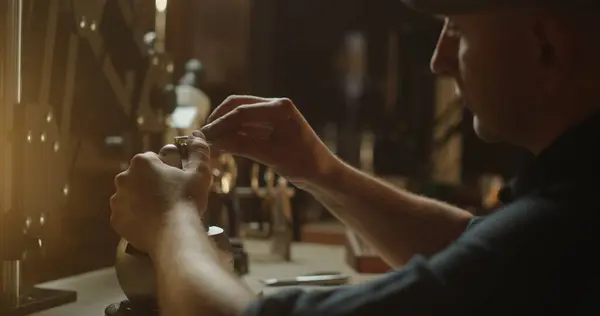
[243,112,600,316]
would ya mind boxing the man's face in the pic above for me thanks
[430,10,549,145]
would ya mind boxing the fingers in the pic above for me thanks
[129,151,162,171]
[210,136,252,158]
[207,95,273,124]
[210,132,266,162]
[159,144,183,168]
[237,124,274,140]
[110,194,122,213]
[210,124,272,153]
[114,152,163,192]
[109,193,137,243]
[114,170,129,192]
[202,99,289,142]
[109,193,130,228]
[184,131,211,173]
[114,152,162,190]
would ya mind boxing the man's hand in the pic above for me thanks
[201,95,338,188]
[109,133,213,254]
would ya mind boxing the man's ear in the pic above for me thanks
[532,22,555,67]
[530,12,577,94]
[531,13,575,71]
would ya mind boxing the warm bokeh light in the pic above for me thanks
[155,0,168,12]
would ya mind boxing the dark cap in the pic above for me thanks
[401,0,600,15]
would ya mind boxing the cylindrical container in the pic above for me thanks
[1,260,21,307]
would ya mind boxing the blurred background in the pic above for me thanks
[0,0,532,312]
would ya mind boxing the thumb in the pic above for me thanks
[184,131,211,173]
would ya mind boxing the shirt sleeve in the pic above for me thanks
[243,255,457,316]
[466,215,485,230]
[242,197,572,316]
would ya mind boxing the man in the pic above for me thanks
[110,0,599,315]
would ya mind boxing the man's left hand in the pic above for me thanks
[109,133,213,254]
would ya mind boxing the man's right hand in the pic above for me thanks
[201,95,337,189]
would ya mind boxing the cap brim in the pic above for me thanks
[400,0,496,15]
[401,0,600,15]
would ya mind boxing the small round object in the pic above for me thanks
[159,144,182,168]
[114,239,156,305]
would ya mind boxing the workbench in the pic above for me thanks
[30,240,381,316]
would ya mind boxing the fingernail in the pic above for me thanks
[192,130,204,137]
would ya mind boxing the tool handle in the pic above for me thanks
[262,274,351,287]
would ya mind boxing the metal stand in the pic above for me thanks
[0,224,78,315]
[205,193,250,276]
[269,177,295,261]
[0,235,78,315]
[238,164,295,261]
[204,154,250,276]
[0,1,77,314]
[104,300,158,316]
[1,287,77,316]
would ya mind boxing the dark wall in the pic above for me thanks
[249,0,442,178]
[251,0,363,125]
[13,0,165,283]
[372,10,442,178]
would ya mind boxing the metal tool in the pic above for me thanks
[174,136,190,159]
[262,274,351,287]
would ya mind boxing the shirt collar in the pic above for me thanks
[498,110,600,204]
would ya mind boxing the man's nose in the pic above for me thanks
[429,33,458,76]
